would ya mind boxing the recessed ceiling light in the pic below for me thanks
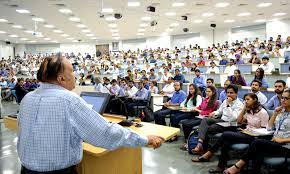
[113,37,120,40]
[44,24,55,28]
[194,19,203,23]
[0,31,6,34]
[202,12,214,17]
[44,38,51,40]
[215,2,230,7]
[138,28,145,32]
[36,35,44,38]
[254,19,266,23]
[237,12,251,16]
[166,28,173,32]
[224,19,235,23]
[170,23,179,27]
[0,19,8,22]
[9,34,18,38]
[273,12,287,16]
[76,24,86,28]
[61,34,69,37]
[112,33,119,36]
[69,17,80,22]
[53,29,63,33]
[51,40,58,43]
[108,23,117,28]
[81,29,91,33]
[165,12,176,16]
[24,30,34,33]
[269,18,279,21]
[72,40,78,42]
[91,37,98,40]
[67,37,74,40]
[105,16,116,21]
[128,1,140,7]
[139,23,148,27]
[86,33,95,36]
[257,2,272,7]
[32,17,45,22]
[102,8,114,13]
[16,9,30,14]
[110,29,119,32]
[12,25,23,29]
[29,40,37,43]
[20,38,28,40]
[137,33,144,36]
[172,2,185,7]
[59,9,72,14]
[141,16,151,21]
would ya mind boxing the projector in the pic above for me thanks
[210,24,216,28]
[181,16,188,20]
[147,6,155,12]
[114,13,122,19]
[183,28,189,32]
[150,20,157,26]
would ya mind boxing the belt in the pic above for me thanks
[21,165,77,174]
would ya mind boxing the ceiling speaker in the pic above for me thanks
[181,16,188,20]
[147,6,155,12]
[183,28,189,32]
[210,24,216,28]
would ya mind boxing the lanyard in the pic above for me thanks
[277,113,290,130]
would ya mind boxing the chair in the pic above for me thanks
[133,92,151,116]
[263,157,289,173]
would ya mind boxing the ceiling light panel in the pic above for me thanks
[215,2,230,7]
[59,9,72,14]
[0,19,8,22]
[12,25,23,29]
[69,17,80,22]
[172,2,185,7]
[32,17,45,22]
[44,24,55,28]
[16,9,30,14]
[224,19,235,23]
[273,13,287,16]
[202,13,214,17]
[165,12,176,16]
[139,23,148,27]
[237,12,251,16]
[81,29,91,33]
[102,8,114,13]
[257,3,272,7]
[105,16,116,21]
[128,1,140,7]
[194,19,203,23]
[141,16,151,21]
[76,24,86,28]
[0,31,6,34]
[53,29,63,33]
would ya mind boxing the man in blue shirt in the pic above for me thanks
[264,80,286,110]
[154,81,186,126]
[18,56,164,173]
[193,69,206,93]
[219,80,231,102]
[125,81,149,116]
[173,69,185,83]
[219,55,228,65]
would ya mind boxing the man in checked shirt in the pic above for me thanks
[17,56,164,174]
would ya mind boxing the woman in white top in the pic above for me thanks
[148,81,158,94]
[170,84,202,128]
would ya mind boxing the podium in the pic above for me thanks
[4,114,180,174]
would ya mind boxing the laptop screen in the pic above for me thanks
[80,92,110,114]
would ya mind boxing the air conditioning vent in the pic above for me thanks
[238,3,248,6]
[55,3,66,7]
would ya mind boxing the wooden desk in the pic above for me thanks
[3,114,180,174]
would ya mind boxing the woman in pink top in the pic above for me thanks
[192,86,218,116]
[192,93,269,173]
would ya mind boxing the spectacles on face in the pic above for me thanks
[281,97,290,101]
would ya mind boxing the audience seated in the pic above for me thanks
[224,88,290,174]
[191,85,243,155]
[252,68,269,88]
[265,80,286,110]
[154,82,186,126]
[228,69,247,86]
[14,78,28,103]
[250,80,268,105]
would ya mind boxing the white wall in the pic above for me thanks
[200,28,231,48]
[172,33,200,49]
[0,41,14,59]
[266,19,290,40]
[122,39,146,51]
[60,43,96,55]
[231,24,266,42]
[15,44,26,57]
[25,44,60,55]
[146,36,172,49]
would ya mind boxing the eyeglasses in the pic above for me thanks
[281,97,290,101]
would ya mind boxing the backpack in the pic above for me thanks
[187,129,199,154]
[140,106,154,122]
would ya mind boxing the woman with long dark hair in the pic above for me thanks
[192,93,269,173]
[179,86,219,150]
[228,69,247,86]
[252,67,269,88]
[170,84,202,127]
